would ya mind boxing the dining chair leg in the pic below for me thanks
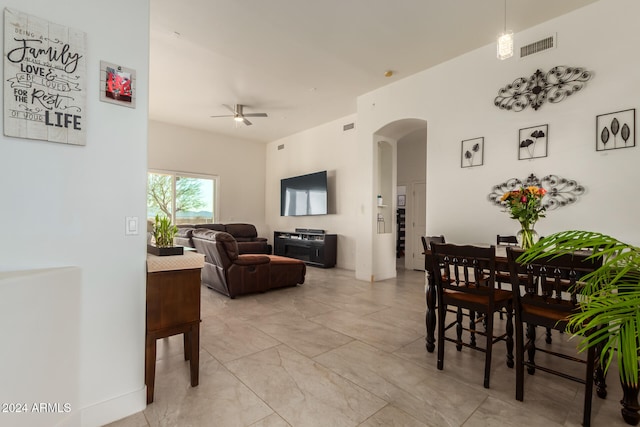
[583,345,596,427]
[545,327,552,344]
[526,324,536,375]
[506,302,514,368]
[483,311,494,389]
[437,303,446,371]
[595,345,608,399]
[456,308,463,351]
[515,320,525,401]
[469,310,477,348]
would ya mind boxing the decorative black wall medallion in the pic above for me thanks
[518,124,548,160]
[596,108,635,151]
[487,173,585,210]
[494,66,593,112]
[461,137,484,168]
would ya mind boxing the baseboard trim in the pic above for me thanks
[79,386,146,427]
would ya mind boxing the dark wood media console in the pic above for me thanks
[274,230,337,268]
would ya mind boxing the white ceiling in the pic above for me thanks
[149,0,599,143]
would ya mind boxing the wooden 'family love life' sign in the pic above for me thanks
[4,8,86,146]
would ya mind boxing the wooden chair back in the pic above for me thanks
[506,247,601,329]
[421,235,445,251]
[430,243,497,303]
[497,234,518,246]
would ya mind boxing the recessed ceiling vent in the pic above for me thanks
[343,123,355,131]
[520,34,556,59]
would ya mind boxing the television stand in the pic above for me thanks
[273,230,337,268]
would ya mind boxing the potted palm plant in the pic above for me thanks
[518,230,640,424]
[147,214,183,256]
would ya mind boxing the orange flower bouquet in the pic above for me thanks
[500,186,547,249]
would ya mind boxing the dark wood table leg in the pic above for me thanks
[621,379,640,425]
[145,334,157,404]
[425,270,436,353]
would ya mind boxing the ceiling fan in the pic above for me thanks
[210,104,268,126]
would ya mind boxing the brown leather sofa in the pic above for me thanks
[191,229,306,298]
[176,223,271,254]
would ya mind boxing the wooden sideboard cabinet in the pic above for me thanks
[145,251,204,404]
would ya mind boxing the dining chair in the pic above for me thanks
[430,243,513,388]
[506,247,605,427]
[495,234,519,317]
[423,235,446,353]
[421,235,445,252]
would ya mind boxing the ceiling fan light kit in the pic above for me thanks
[210,104,268,126]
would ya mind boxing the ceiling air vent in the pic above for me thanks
[520,34,556,59]
[343,123,355,131]
[277,144,285,150]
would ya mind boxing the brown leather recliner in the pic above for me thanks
[177,223,272,254]
[192,229,305,298]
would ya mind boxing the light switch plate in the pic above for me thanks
[125,216,138,235]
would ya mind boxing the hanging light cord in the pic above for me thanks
[503,0,507,33]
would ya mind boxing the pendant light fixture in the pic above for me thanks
[497,0,513,60]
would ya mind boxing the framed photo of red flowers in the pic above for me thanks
[100,61,136,108]
[518,124,548,160]
[461,137,484,168]
[596,108,635,151]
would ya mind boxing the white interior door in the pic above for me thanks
[411,181,426,270]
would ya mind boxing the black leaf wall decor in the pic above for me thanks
[518,124,548,160]
[494,66,593,112]
[461,137,484,168]
[596,109,636,151]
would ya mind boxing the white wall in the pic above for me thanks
[356,0,640,280]
[148,120,268,233]
[397,129,426,186]
[265,115,359,270]
[0,1,149,426]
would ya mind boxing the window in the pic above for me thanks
[147,171,217,225]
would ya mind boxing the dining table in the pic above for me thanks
[423,244,640,426]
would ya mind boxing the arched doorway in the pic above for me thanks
[371,119,427,280]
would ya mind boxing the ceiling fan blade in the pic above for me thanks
[222,104,236,114]
[242,117,253,126]
[210,114,234,118]
[242,113,268,118]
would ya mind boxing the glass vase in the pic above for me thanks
[517,225,539,250]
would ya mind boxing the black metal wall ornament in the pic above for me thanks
[487,173,585,210]
[596,108,636,151]
[494,66,593,112]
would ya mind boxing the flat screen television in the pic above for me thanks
[280,171,328,216]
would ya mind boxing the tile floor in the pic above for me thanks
[108,266,630,427]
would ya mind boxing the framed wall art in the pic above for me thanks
[4,8,87,145]
[100,61,136,108]
[461,137,484,168]
[596,108,635,151]
[518,124,548,160]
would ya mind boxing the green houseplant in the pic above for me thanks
[147,214,182,256]
[518,230,640,420]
